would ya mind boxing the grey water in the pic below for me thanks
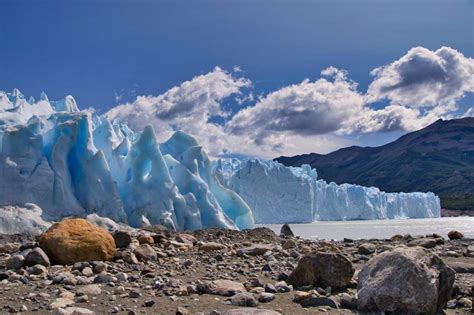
[262,217,474,240]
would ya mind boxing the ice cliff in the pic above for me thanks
[213,159,441,224]
[0,89,254,230]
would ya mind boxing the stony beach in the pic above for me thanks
[0,220,473,315]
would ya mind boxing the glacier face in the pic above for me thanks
[213,159,441,224]
[0,89,254,230]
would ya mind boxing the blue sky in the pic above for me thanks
[1,0,473,158]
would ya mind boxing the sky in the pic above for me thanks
[1,0,473,158]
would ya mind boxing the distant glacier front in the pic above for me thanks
[0,89,440,233]
[213,159,441,224]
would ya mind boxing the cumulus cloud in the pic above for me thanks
[366,46,474,108]
[106,46,473,158]
[227,67,365,142]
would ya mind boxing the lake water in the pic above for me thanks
[261,217,474,240]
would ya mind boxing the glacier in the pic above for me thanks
[0,88,441,232]
[213,159,441,224]
[0,89,254,231]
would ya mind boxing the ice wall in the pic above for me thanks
[0,89,254,230]
[213,159,441,224]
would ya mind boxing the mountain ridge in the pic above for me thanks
[275,117,474,210]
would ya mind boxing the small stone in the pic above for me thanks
[81,267,93,277]
[116,272,128,282]
[93,262,107,274]
[128,290,141,298]
[275,281,291,293]
[358,243,376,255]
[122,251,139,264]
[24,247,50,267]
[280,224,294,237]
[199,242,227,252]
[264,283,276,293]
[113,231,132,248]
[143,300,155,307]
[258,292,275,303]
[230,292,258,307]
[176,306,189,315]
[6,254,25,270]
[447,230,464,240]
[28,264,48,275]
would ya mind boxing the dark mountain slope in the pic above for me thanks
[276,117,474,210]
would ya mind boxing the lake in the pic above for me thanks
[261,217,474,240]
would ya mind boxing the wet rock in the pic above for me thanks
[39,219,116,265]
[358,243,376,255]
[280,224,294,237]
[6,254,24,270]
[133,244,157,262]
[447,230,464,240]
[288,252,354,288]
[230,293,258,307]
[357,246,455,314]
[209,280,247,296]
[24,247,50,267]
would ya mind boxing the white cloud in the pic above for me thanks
[366,46,474,108]
[106,47,473,158]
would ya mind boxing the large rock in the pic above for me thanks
[133,244,157,262]
[287,251,354,288]
[447,230,464,240]
[209,280,247,296]
[25,247,50,267]
[39,219,116,265]
[357,246,455,314]
[280,224,294,237]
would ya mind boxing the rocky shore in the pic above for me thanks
[0,220,473,315]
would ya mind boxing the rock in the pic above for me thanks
[282,239,297,250]
[28,264,48,275]
[0,243,20,254]
[24,247,50,267]
[53,307,95,315]
[39,219,116,265]
[93,274,116,284]
[240,244,273,256]
[280,224,294,237]
[407,238,437,249]
[223,310,280,315]
[176,233,197,245]
[122,251,139,264]
[50,297,75,309]
[143,300,155,307]
[357,247,455,314]
[231,293,258,307]
[81,267,93,277]
[358,243,376,255]
[457,297,472,308]
[339,293,357,310]
[199,242,227,252]
[113,231,132,248]
[258,292,275,303]
[93,262,107,274]
[209,280,247,296]
[133,244,157,262]
[176,307,189,315]
[76,284,102,296]
[274,281,291,293]
[447,230,464,240]
[298,296,338,308]
[137,234,154,245]
[447,261,474,273]
[287,251,354,288]
[6,254,24,270]
[466,245,474,257]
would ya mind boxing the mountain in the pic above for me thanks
[275,118,474,210]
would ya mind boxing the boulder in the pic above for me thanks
[447,230,464,240]
[39,219,116,265]
[6,254,25,270]
[280,224,294,237]
[25,247,50,267]
[357,246,455,314]
[113,231,132,248]
[133,244,157,262]
[287,251,354,288]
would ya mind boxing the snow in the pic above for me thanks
[0,89,254,231]
[213,159,441,224]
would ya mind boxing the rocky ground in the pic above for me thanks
[0,223,473,315]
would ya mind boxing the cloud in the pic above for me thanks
[366,47,474,108]
[106,47,473,158]
[227,67,365,142]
